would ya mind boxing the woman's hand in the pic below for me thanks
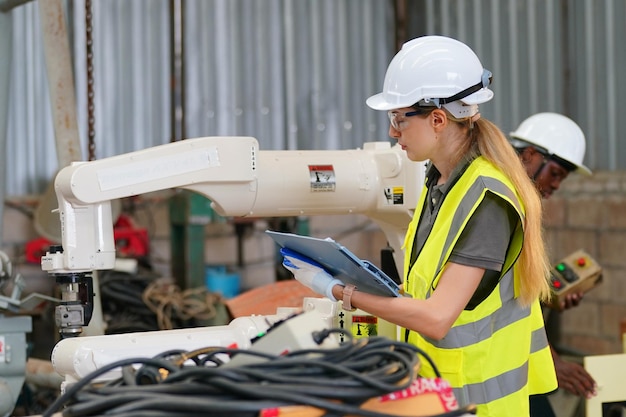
[281,247,342,301]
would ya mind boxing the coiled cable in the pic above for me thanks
[43,329,475,417]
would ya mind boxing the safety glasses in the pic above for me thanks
[387,108,431,131]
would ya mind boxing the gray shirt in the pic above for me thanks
[410,160,519,310]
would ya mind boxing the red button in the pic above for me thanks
[577,257,587,267]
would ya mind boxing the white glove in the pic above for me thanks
[281,247,342,301]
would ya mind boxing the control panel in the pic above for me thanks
[549,249,603,310]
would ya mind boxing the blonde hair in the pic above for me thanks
[449,114,552,306]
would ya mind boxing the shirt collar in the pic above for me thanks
[425,158,474,194]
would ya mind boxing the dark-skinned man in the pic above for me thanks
[510,112,597,417]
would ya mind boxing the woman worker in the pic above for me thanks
[282,35,557,417]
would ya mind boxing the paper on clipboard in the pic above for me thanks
[266,230,402,298]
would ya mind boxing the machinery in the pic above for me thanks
[37,136,431,416]
[51,299,336,388]
[0,252,31,417]
[41,136,425,338]
[0,251,58,417]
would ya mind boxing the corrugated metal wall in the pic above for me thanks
[4,0,625,197]
[4,0,393,196]
[404,0,626,171]
[185,0,394,152]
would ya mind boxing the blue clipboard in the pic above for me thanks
[266,230,402,298]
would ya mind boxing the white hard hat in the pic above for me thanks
[366,35,494,118]
[509,112,591,175]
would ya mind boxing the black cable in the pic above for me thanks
[44,330,473,417]
[42,357,179,417]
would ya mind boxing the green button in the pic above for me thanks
[556,263,566,272]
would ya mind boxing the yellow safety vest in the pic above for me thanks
[403,157,557,417]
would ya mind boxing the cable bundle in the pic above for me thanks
[99,270,161,333]
[43,329,475,417]
[99,270,228,334]
[142,278,224,330]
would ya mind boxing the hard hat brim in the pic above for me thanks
[574,164,592,176]
[366,93,412,111]
[366,88,494,111]
[459,88,494,105]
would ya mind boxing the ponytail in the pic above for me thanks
[472,118,552,305]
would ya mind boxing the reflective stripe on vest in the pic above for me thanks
[445,322,551,405]
[422,269,528,349]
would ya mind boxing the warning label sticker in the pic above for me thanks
[351,315,379,339]
[309,165,336,192]
[384,186,404,205]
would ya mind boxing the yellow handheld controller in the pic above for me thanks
[549,249,603,310]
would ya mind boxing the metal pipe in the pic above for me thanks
[283,0,297,150]
[33,0,84,243]
[0,13,11,246]
[169,0,185,142]
[38,0,83,166]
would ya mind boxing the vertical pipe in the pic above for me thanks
[283,0,297,150]
[169,0,185,142]
[229,0,242,137]
[37,0,83,166]
[85,0,95,160]
[34,0,84,243]
[0,12,12,245]
[213,1,229,134]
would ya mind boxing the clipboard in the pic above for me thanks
[266,230,402,298]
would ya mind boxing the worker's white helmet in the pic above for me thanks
[366,35,494,119]
[509,112,591,175]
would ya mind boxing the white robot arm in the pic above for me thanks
[41,136,425,335]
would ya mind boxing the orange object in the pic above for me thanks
[225,280,321,318]
[256,377,469,417]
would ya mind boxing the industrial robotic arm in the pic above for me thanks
[41,136,425,336]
